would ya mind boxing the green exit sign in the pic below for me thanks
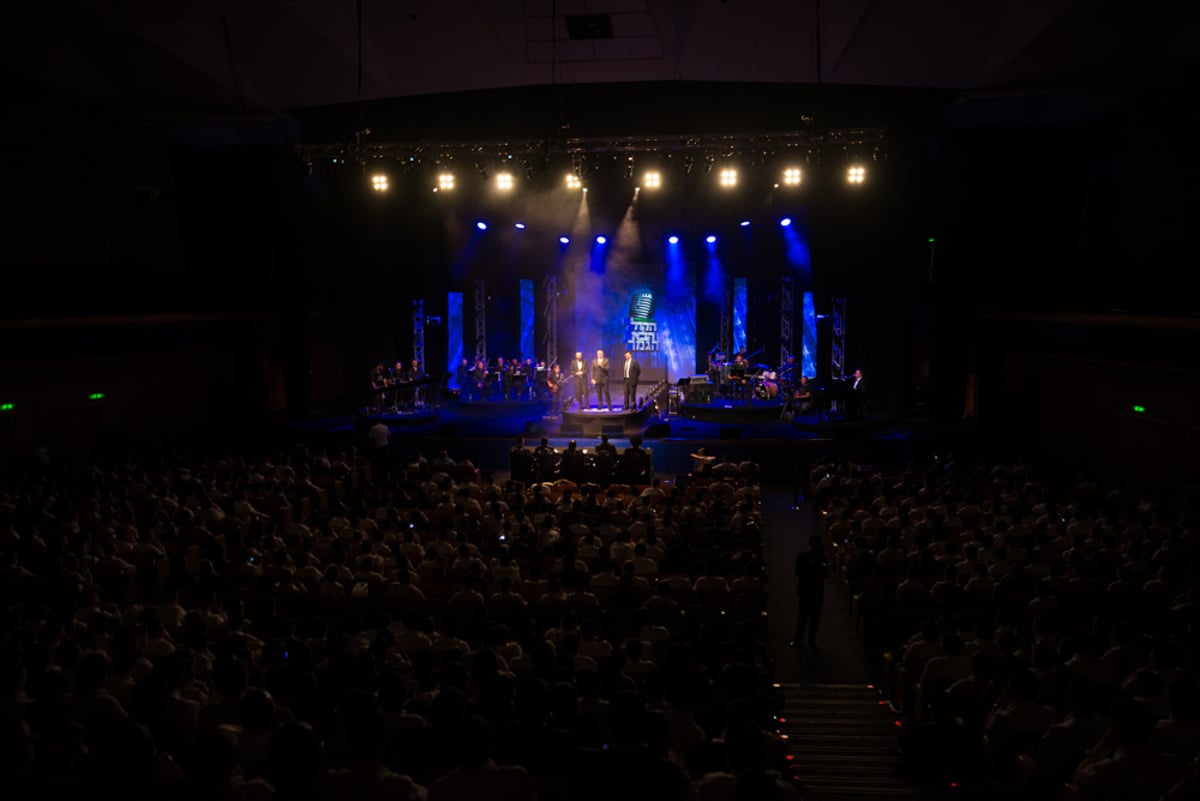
[0,402,13,411]
[1132,405,1146,413]
[88,392,105,401]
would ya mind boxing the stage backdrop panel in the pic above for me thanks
[575,259,695,383]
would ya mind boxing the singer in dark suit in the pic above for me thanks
[570,351,589,410]
[621,350,641,410]
[591,349,612,411]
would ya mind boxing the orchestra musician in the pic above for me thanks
[455,358,471,401]
[591,349,612,411]
[390,360,406,408]
[547,363,564,406]
[534,360,548,400]
[495,357,507,400]
[507,357,524,401]
[728,354,749,405]
[523,358,536,400]
[471,358,488,401]
[571,351,589,410]
[621,350,641,411]
[794,375,812,414]
[370,363,388,413]
[407,359,427,409]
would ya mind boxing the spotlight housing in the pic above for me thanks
[595,235,607,245]
[496,172,515,191]
[705,235,717,244]
[779,217,793,227]
[565,173,582,190]
[718,168,738,188]
[559,236,570,245]
[514,223,526,230]
[782,167,802,186]
[371,174,389,192]
[846,165,866,184]
[739,220,751,227]
[437,173,455,191]
[476,221,488,231]
[642,171,662,189]
[667,235,679,245]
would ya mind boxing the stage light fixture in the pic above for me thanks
[740,220,751,227]
[718,168,738,188]
[643,171,662,189]
[783,167,802,186]
[780,217,793,227]
[476,221,488,231]
[437,173,455,191]
[496,172,514,191]
[595,235,607,245]
[847,165,866,184]
[559,236,570,245]
[514,223,526,230]
[566,173,582,190]
[667,235,679,245]
[706,235,717,244]
[371,174,389,192]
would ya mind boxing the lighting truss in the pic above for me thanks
[295,129,887,169]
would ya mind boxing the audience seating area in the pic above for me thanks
[812,456,1199,800]
[0,443,798,801]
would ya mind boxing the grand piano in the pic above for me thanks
[807,377,860,420]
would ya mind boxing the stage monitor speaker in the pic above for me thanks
[644,422,671,439]
[686,384,713,404]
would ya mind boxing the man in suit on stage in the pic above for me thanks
[591,349,612,411]
[621,350,641,411]
[849,368,867,420]
[571,351,589,410]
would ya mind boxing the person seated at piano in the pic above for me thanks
[794,375,813,414]
[728,354,749,405]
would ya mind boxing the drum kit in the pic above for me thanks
[707,353,784,401]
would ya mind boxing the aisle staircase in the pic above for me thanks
[778,683,924,800]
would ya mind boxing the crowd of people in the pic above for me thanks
[812,456,1199,800]
[0,442,792,801]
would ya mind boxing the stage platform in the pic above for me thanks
[292,397,933,480]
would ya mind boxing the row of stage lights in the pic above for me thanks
[367,164,867,193]
[471,216,798,245]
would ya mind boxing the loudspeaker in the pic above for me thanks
[644,422,671,439]
[686,384,713,404]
